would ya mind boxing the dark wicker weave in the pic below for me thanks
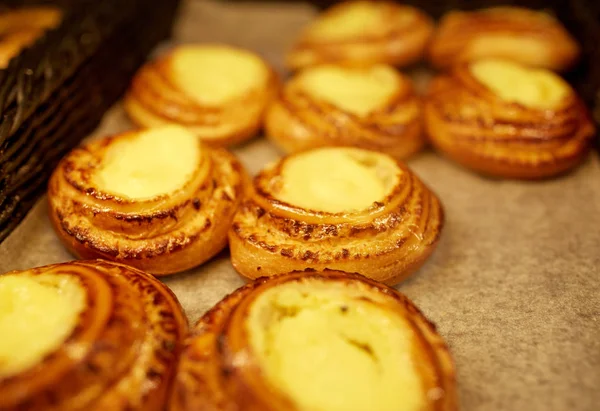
[0,0,181,242]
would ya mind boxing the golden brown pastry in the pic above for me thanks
[0,7,62,68]
[170,270,457,411]
[286,0,434,71]
[266,63,424,160]
[428,6,580,71]
[229,147,443,285]
[424,59,595,179]
[124,44,278,147]
[0,259,187,411]
[48,125,247,275]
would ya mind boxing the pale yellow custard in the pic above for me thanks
[170,45,268,105]
[275,148,399,213]
[92,126,200,200]
[247,280,425,411]
[0,273,85,378]
[470,59,570,108]
[298,65,399,117]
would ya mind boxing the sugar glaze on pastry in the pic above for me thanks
[287,0,434,70]
[424,59,595,179]
[0,260,187,411]
[266,64,424,160]
[229,147,443,285]
[48,125,246,275]
[125,44,278,146]
[170,271,457,411]
[428,6,580,71]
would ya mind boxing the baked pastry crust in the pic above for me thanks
[428,6,580,71]
[424,60,595,179]
[286,1,434,70]
[265,64,425,160]
[170,270,457,411]
[0,7,62,68]
[229,147,443,285]
[124,44,278,147]
[48,127,247,275]
[0,259,187,411]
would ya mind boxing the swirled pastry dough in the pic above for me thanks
[424,59,595,179]
[124,44,278,146]
[428,7,580,71]
[286,1,434,70]
[170,271,457,411]
[229,147,443,285]
[48,126,247,275]
[266,64,424,160]
[0,260,187,411]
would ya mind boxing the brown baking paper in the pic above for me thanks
[1,1,599,410]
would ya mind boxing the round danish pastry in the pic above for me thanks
[286,0,434,71]
[124,44,278,147]
[265,63,424,160]
[229,147,443,285]
[424,59,595,179]
[0,259,187,411]
[170,270,457,411]
[48,125,247,275]
[428,6,580,72]
[0,7,62,68]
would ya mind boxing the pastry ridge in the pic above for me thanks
[169,270,457,411]
[424,62,595,179]
[0,259,187,411]
[48,129,247,275]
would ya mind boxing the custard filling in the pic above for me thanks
[93,126,200,199]
[470,59,569,108]
[298,65,399,116]
[170,45,267,105]
[247,280,425,411]
[0,273,85,378]
[275,148,399,213]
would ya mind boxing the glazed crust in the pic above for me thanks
[228,152,443,285]
[48,131,247,275]
[170,270,457,411]
[0,7,62,68]
[286,1,434,71]
[265,66,425,160]
[124,45,278,147]
[428,7,580,71]
[424,64,595,179]
[0,259,188,411]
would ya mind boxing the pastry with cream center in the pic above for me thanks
[229,147,444,285]
[424,59,595,179]
[0,260,187,411]
[266,64,425,160]
[125,44,277,147]
[170,271,457,411]
[428,6,580,71]
[287,1,434,70]
[48,125,247,275]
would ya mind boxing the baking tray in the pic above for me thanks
[0,1,599,410]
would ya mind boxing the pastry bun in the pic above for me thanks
[424,59,595,179]
[229,147,443,285]
[286,0,434,71]
[124,44,278,147]
[170,270,457,411]
[48,125,247,275]
[428,6,580,71]
[0,259,187,411]
[266,63,424,160]
[0,7,62,68]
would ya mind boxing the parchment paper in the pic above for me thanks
[1,1,599,410]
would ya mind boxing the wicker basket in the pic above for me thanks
[0,0,181,242]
